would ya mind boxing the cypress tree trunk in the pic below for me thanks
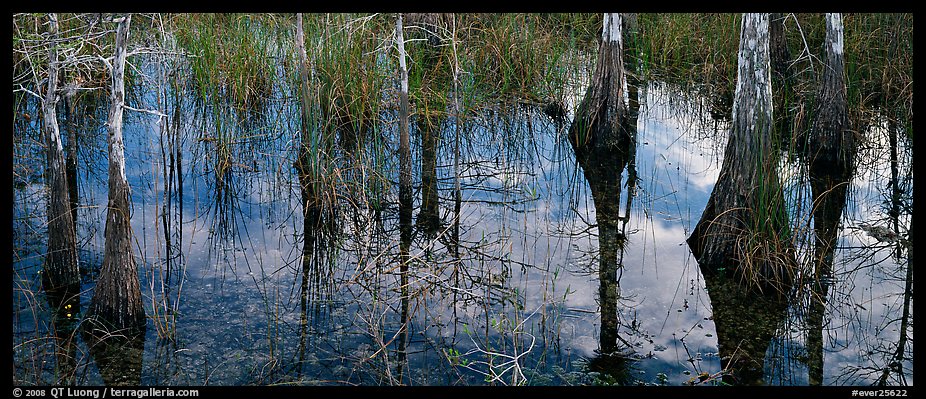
[42,13,80,304]
[567,13,633,355]
[41,16,82,371]
[686,13,795,293]
[806,13,856,386]
[808,13,853,203]
[86,14,146,335]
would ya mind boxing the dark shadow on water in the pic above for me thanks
[585,349,638,386]
[806,173,852,385]
[82,320,146,386]
[44,287,81,385]
[700,266,790,386]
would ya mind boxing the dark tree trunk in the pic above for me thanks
[769,13,792,86]
[86,14,146,335]
[569,13,629,171]
[451,14,462,260]
[591,63,637,375]
[64,88,79,238]
[806,274,828,385]
[43,24,82,375]
[395,13,413,384]
[42,13,81,305]
[686,13,795,294]
[567,13,634,356]
[805,14,856,386]
[808,13,854,208]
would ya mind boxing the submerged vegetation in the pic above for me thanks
[12,12,913,387]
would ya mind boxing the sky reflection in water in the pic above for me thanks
[11,79,912,386]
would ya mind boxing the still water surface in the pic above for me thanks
[11,76,912,386]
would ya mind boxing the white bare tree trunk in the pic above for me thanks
[396,13,411,244]
[87,14,146,334]
[687,13,794,292]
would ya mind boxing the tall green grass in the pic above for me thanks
[173,14,277,113]
[633,13,912,132]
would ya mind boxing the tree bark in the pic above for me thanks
[86,14,146,335]
[807,12,853,290]
[64,87,79,238]
[686,13,795,293]
[41,15,81,374]
[808,13,853,189]
[42,13,81,304]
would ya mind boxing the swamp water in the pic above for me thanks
[12,73,912,386]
